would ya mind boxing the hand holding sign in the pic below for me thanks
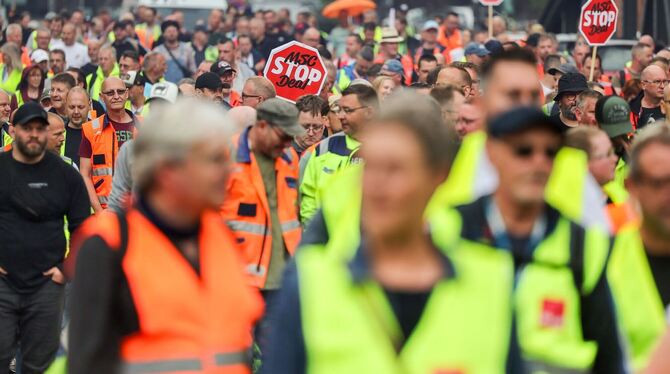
[579,0,619,81]
[264,41,327,103]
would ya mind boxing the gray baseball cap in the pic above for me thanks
[257,98,305,137]
[548,63,579,76]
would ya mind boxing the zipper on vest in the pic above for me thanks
[256,214,269,273]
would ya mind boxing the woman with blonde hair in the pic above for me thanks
[372,75,396,102]
[0,43,23,94]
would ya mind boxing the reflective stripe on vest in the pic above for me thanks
[221,127,302,288]
[122,350,248,373]
[74,210,263,373]
[92,167,113,176]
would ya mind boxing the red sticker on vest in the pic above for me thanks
[541,298,565,328]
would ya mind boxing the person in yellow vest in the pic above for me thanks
[67,98,263,374]
[265,93,520,373]
[85,45,119,102]
[608,123,670,371]
[450,107,627,372]
[0,90,12,150]
[0,43,23,94]
[9,64,45,113]
[79,77,139,212]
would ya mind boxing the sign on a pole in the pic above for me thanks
[579,0,619,46]
[263,41,327,103]
[479,0,504,6]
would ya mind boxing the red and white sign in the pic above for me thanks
[479,0,504,6]
[579,0,619,46]
[263,41,327,103]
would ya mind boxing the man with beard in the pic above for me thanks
[194,72,223,103]
[574,90,603,127]
[0,90,13,150]
[551,73,588,132]
[292,95,328,157]
[0,102,89,373]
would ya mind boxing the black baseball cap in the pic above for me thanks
[13,102,48,127]
[554,73,588,101]
[488,106,562,138]
[195,72,223,90]
[210,61,236,76]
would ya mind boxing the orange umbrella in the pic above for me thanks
[322,0,377,18]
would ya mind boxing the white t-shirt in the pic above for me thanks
[60,42,90,69]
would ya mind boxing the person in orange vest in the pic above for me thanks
[221,98,303,290]
[437,11,462,60]
[375,28,414,86]
[67,98,263,374]
[79,77,140,213]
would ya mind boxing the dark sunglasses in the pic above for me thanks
[512,144,560,160]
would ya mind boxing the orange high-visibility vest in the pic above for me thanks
[221,127,302,288]
[81,113,138,208]
[437,27,462,53]
[75,209,263,373]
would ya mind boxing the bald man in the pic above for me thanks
[303,27,321,49]
[634,64,668,128]
[435,65,472,97]
[61,23,89,68]
[79,77,139,212]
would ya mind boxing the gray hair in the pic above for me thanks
[6,24,21,39]
[132,98,234,192]
[142,51,162,70]
[629,121,670,181]
[99,45,117,61]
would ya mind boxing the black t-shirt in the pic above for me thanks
[0,151,90,293]
[646,252,670,308]
[637,106,665,129]
[64,125,83,167]
[550,113,577,133]
[384,288,431,345]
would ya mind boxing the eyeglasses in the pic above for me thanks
[301,123,324,132]
[101,89,127,97]
[511,144,560,160]
[242,93,262,101]
[643,79,670,86]
[340,106,368,114]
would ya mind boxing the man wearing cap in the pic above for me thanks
[153,20,196,83]
[195,72,223,103]
[375,27,413,86]
[220,99,302,339]
[335,45,374,92]
[631,65,668,129]
[550,72,588,131]
[540,54,564,99]
[451,106,627,373]
[122,71,147,116]
[211,60,241,107]
[464,43,490,66]
[412,20,446,65]
[0,102,89,373]
[80,77,140,213]
[380,59,405,87]
[217,39,256,94]
[30,49,50,75]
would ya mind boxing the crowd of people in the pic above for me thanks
[1,2,670,374]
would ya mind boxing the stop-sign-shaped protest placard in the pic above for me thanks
[479,0,503,6]
[263,41,327,103]
[579,0,618,46]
